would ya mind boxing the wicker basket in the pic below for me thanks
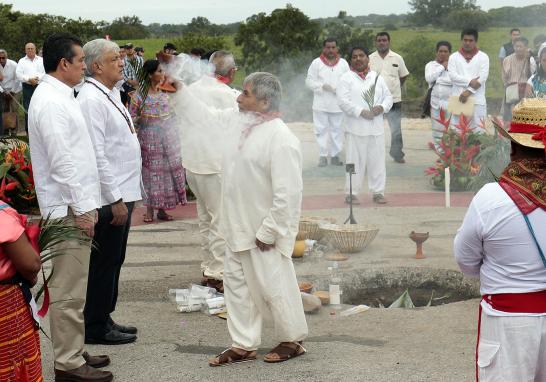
[322,224,379,253]
[298,216,337,240]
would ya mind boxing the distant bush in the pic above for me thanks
[172,33,228,55]
[398,35,436,98]
[443,9,490,31]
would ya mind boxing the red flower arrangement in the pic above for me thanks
[426,109,484,191]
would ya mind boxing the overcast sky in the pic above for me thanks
[7,0,544,24]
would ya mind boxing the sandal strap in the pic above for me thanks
[215,348,254,364]
[268,342,304,359]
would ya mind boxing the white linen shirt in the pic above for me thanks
[176,87,302,258]
[183,75,240,174]
[424,61,452,110]
[454,182,546,315]
[0,59,22,93]
[77,78,142,205]
[448,50,489,106]
[369,50,409,103]
[305,57,350,113]
[337,70,393,136]
[28,74,101,218]
[16,55,45,83]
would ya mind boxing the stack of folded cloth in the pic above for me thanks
[204,296,226,315]
[169,285,217,313]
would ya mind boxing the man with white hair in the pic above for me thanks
[175,72,308,366]
[16,42,44,132]
[183,50,239,292]
[306,38,350,167]
[78,39,142,345]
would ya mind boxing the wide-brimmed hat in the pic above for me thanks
[496,98,546,150]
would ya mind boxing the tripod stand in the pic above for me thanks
[344,163,357,224]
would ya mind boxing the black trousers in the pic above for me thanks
[84,202,134,337]
[22,83,37,133]
[385,102,404,160]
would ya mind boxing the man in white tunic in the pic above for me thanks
[16,42,45,132]
[28,33,113,382]
[448,28,489,132]
[175,72,307,366]
[338,47,393,205]
[454,98,546,382]
[183,50,239,292]
[306,38,349,167]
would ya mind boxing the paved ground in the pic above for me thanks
[39,119,481,381]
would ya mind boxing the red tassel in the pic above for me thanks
[38,283,50,318]
[14,359,30,382]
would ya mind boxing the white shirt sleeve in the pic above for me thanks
[448,55,472,89]
[16,60,28,83]
[376,75,393,113]
[36,104,98,215]
[425,61,445,86]
[453,200,484,278]
[305,60,323,93]
[79,98,123,204]
[255,140,303,244]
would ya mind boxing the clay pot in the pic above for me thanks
[313,291,330,305]
[298,281,313,294]
[292,240,306,258]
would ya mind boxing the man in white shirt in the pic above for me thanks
[28,33,113,382]
[454,98,546,382]
[183,50,239,292]
[448,28,489,132]
[78,39,142,346]
[16,42,44,133]
[0,49,22,135]
[175,72,307,366]
[369,32,410,164]
[306,38,350,166]
[337,47,393,205]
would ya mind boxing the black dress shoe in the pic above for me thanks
[83,351,110,368]
[112,322,138,335]
[85,329,137,345]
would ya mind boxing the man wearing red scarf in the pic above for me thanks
[454,98,546,382]
[448,29,490,132]
[306,38,349,167]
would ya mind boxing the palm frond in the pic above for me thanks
[361,85,376,110]
[128,58,151,115]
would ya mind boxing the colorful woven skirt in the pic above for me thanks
[0,284,43,382]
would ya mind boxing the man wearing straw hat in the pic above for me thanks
[454,98,546,381]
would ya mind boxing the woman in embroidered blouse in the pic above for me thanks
[0,200,43,382]
[129,59,187,222]
[526,48,546,99]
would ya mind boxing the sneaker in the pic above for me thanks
[344,195,360,205]
[373,194,387,204]
[318,157,328,167]
[330,156,343,166]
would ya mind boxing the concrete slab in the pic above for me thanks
[39,120,479,381]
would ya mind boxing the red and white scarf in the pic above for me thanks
[238,112,282,150]
[320,53,340,67]
[458,47,479,62]
[351,67,370,80]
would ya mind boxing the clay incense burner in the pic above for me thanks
[409,231,429,259]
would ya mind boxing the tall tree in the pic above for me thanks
[408,0,477,26]
[104,15,148,39]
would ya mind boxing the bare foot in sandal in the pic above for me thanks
[208,347,257,367]
[263,341,306,363]
[157,209,174,221]
[143,208,154,223]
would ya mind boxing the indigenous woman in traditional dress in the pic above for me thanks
[129,59,187,223]
[0,201,42,382]
[527,47,546,99]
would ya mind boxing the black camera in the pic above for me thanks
[345,163,355,174]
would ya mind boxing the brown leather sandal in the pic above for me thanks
[263,342,306,363]
[208,348,257,367]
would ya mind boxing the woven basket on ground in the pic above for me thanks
[298,217,337,240]
[322,224,380,253]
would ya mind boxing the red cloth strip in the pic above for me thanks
[319,54,340,67]
[351,67,369,80]
[458,47,479,62]
[482,290,546,313]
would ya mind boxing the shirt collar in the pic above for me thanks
[41,74,76,98]
[85,76,116,96]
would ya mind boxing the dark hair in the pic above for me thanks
[323,37,337,46]
[510,28,521,34]
[461,28,478,41]
[436,40,452,52]
[164,42,177,51]
[142,59,160,77]
[513,36,529,46]
[349,46,370,60]
[42,33,82,73]
[135,46,144,52]
[376,32,390,41]
[191,47,206,57]
[533,34,546,46]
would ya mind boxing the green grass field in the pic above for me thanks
[116,26,546,99]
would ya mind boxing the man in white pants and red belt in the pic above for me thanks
[454,98,546,381]
[306,37,349,167]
